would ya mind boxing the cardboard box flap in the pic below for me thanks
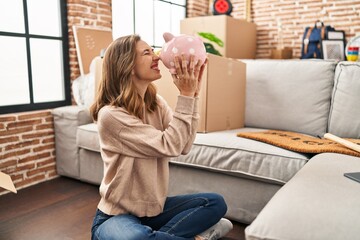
[0,171,17,193]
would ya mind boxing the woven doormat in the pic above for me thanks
[237,130,360,158]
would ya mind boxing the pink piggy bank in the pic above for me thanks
[159,32,207,74]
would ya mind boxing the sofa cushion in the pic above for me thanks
[171,128,310,184]
[77,123,100,152]
[328,61,360,138]
[245,153,360,240]
[243,60,336,137]
[76,124,309,184]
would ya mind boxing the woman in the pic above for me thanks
[90,34,232,240]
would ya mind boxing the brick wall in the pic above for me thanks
[0,111,56,195]
[0,0,112,196]
[188,0,360,58]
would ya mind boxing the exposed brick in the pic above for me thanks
[22,130,54,139]
[99,15,111,22]
[69,56,78,62]
[35,123,53,130]
[83,1,98,8]
[93,8,111,15]
[36,158,56,168]
[15,174,46,188]
[0,126,33,137]
[27,165,56,177]
[16,163,36,172]
[48,170,58,178]
[6,119,42,129]
[0,149,31,160]
[18,111,51,120]
[96,21,112,28]
[11,173,23,182]
[33,144,55,153]
[79,12,97,19]
[0,159,18,169]
[4,139,40,151]
[42,137,55,144]
[2,166,16,175]
[18,152,51,164]
[67,5,88,12]
[98,0,111,7]
[0,116,16,122]
[0,136,19,144]
[45,117,53,123]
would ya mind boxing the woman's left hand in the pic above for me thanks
[172,54,198,97]
[172,55,208,98]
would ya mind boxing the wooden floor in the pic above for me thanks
[0,177,247,240]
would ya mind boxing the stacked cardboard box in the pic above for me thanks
[181,15,257,59]
[155,54,246,133]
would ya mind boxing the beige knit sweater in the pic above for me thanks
[96,95,199,217]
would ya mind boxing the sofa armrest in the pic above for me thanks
[52,105,92,179]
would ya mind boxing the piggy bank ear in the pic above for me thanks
[163,32,174,42]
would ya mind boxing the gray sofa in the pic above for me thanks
[52,60,360,226]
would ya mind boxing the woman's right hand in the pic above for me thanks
[171,54,202,97]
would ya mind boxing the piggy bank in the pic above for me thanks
[159,32,207,74]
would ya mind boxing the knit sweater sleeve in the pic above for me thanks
[159,95,200,155]
[97,95,196,158]
[181,97,199,154]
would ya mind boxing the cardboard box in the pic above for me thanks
[271,47,293,59]
[181,15,257,59]
[154,54,246,133]
[0,171,17,193]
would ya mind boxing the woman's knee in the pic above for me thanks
[207,193,228,217]
[94,214,153,240]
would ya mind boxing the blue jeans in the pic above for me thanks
[91,193,227,240]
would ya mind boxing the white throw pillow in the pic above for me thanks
[72,58,96,107]
[328,61,360,138]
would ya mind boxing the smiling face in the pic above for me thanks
[132,40,162,88]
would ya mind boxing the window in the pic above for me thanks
[112,0,187,50]
[0,0,70,114]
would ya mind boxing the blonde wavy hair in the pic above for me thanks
[90,35,158,121]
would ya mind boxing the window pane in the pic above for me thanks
[0,0,25,33]
[154,1,171,47]
[134,0,154,45]
[112,0,187,47]
[30,38,65,103]
[0,36,30,106]
[27,0,62,37]
[112,0,134,38]
[171,5,186,36]
[171,0,186,5]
